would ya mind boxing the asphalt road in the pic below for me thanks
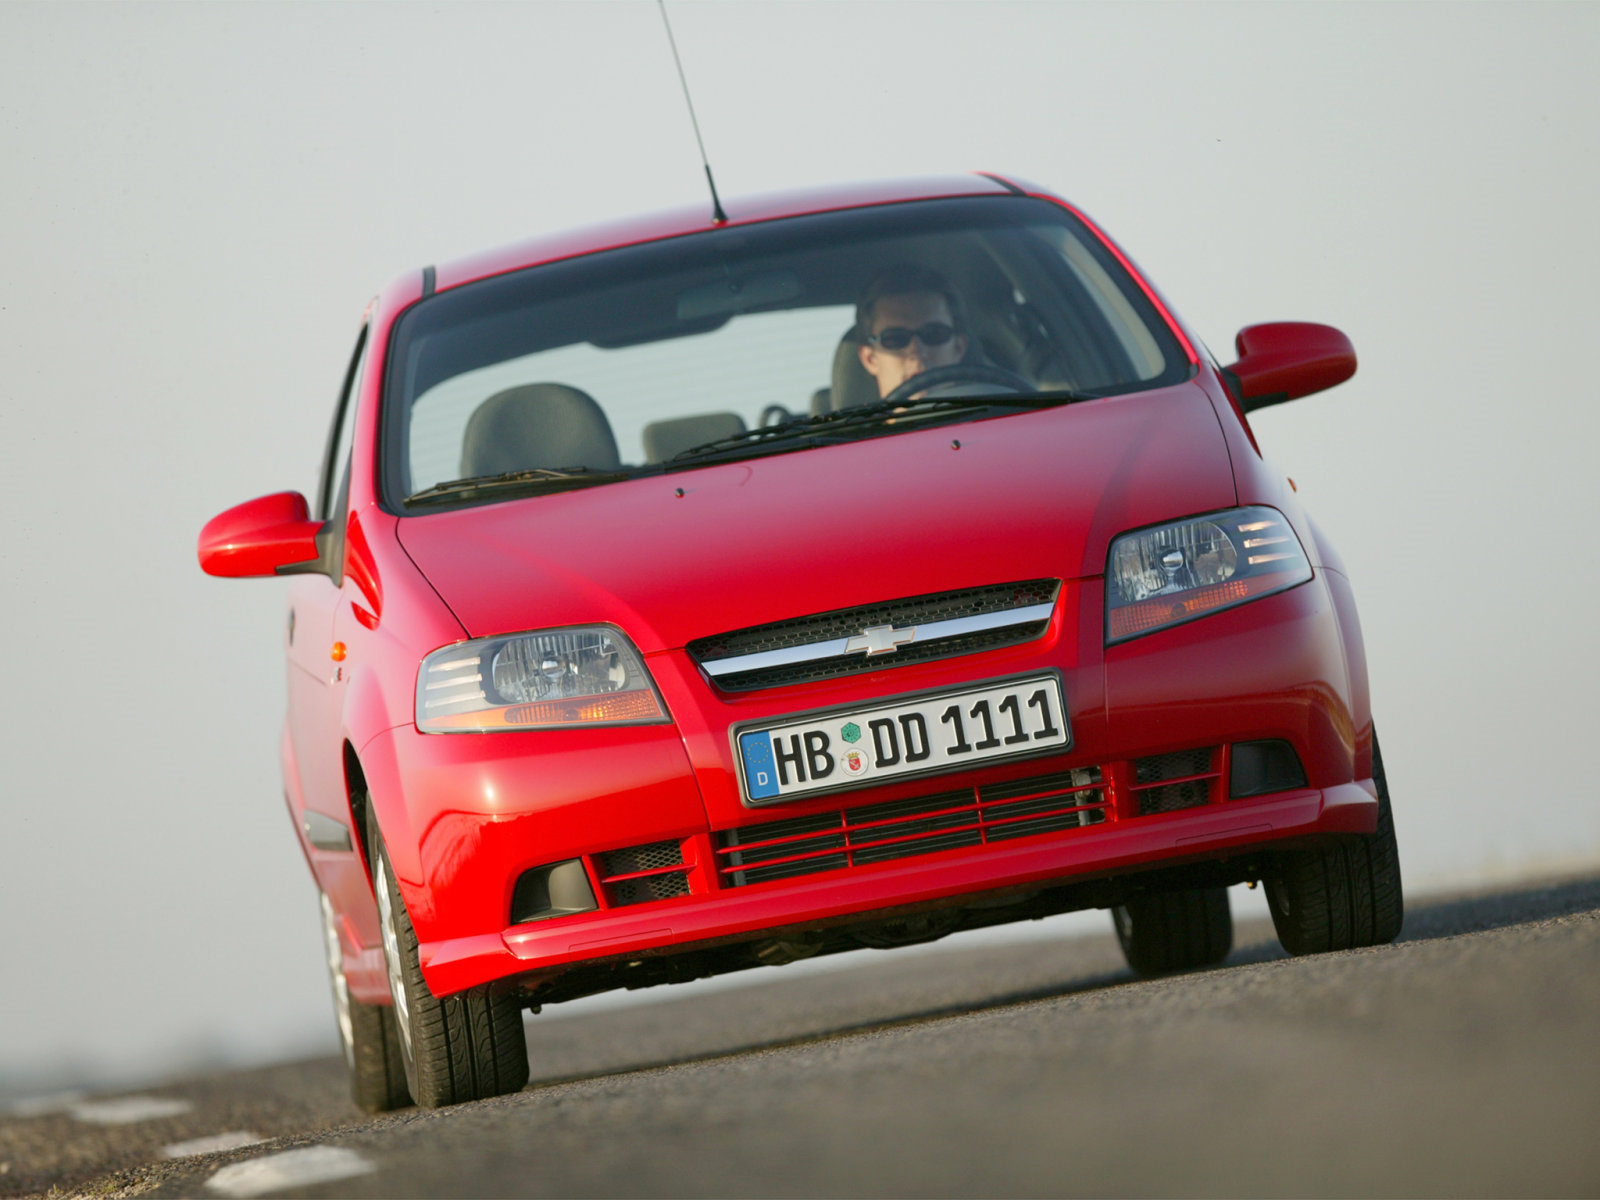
[5,874,1598,1198]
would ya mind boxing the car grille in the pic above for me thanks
[596,840,691,907]
[1131,748,1220,815]
[688,580,1060,691]
[715,768,1107,887]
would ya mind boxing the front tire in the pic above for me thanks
[1112,886,1233,976]
[1267,734,1404,955]
[370,820,529,1108]
[319,890,410,1112]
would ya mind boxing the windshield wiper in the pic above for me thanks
[667,389,1091,468]
[821,389,1091,429]
[664,421,845,467]
[406,466,635,506]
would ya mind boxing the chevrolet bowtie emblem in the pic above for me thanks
[844,624,918,656]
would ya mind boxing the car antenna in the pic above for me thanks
[657,0,728,225]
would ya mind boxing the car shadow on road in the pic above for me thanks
[1394,874,1600,940]
[521,870,1600,1088]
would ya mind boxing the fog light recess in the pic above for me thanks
[510,859,598,925]
[1229,740,1308,798]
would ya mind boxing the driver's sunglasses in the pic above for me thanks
[866,322,957,352]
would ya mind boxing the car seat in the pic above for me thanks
[642,412,747,463]
[459,383,621,477]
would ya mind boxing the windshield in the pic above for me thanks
[382,196,1189,510]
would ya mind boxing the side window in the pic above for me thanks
[316,324,370,522]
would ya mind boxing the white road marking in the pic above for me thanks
[69,1095,194,1124]
[163,1131,266,1158]
[205,1146,376,1196]
[5,1090,84,1117]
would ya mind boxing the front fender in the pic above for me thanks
[350,720,432,928]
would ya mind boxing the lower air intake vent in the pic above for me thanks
[1135,748,1215,785]
[717,768,1108,887]
[1131,748,1219,815]
[609,872,690,905]
[599,840,682,877]
[1137,780,1210,814]
[596,840,690,907]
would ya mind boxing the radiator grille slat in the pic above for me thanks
[852,828,984,865]
[724,831,848,866]
[986,812,1095,841]
[717,767,1108,887]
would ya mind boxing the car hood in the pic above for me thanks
[395,382,1236,651]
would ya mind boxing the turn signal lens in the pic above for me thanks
[416,625,667,733]
[1106,507,1311,644]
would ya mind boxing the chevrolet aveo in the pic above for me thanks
[199,174,1401,1111]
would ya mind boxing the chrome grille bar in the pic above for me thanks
[700,601,1056,678]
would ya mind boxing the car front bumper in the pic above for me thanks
[420,779,1374,995]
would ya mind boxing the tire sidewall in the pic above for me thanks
[373,836,422,1100]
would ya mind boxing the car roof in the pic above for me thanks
[431,173,1026,294]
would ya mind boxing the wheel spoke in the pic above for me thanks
[319,892,355,1068]
[375,857,414,1062]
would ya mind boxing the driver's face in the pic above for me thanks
[858,292,968,400]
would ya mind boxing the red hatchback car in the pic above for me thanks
[200,174,1401,1111]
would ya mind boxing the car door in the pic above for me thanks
[285,324,368,836]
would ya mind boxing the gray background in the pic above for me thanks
[2,2,1595,1095]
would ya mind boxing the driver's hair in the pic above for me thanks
[855,265,967,343]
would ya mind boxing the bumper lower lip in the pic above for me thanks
[416,780,1377,995]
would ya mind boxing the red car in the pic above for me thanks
[200,174,1401,1111]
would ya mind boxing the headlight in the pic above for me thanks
[416,625,668,733]
[1106,506,1312,644]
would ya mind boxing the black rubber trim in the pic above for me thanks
[315,324,369,521]
[421,265,436,297]
[975,171,1026,195]
[274,523,337,579]
[1241,390,1293,414]
[1219,365,1244,403]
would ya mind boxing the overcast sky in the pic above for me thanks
[3,1,1597,1096]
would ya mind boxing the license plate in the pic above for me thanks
[735,674,1070,805]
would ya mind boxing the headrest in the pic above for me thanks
[829,329,882,412]
[642,412,747,463]
[460,383,621,478]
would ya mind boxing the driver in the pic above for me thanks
[855,265,969,401]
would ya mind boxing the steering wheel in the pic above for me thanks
[880,363,1034,408]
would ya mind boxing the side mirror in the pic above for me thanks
[198,491,329,578]
[1221,322,1356,413]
